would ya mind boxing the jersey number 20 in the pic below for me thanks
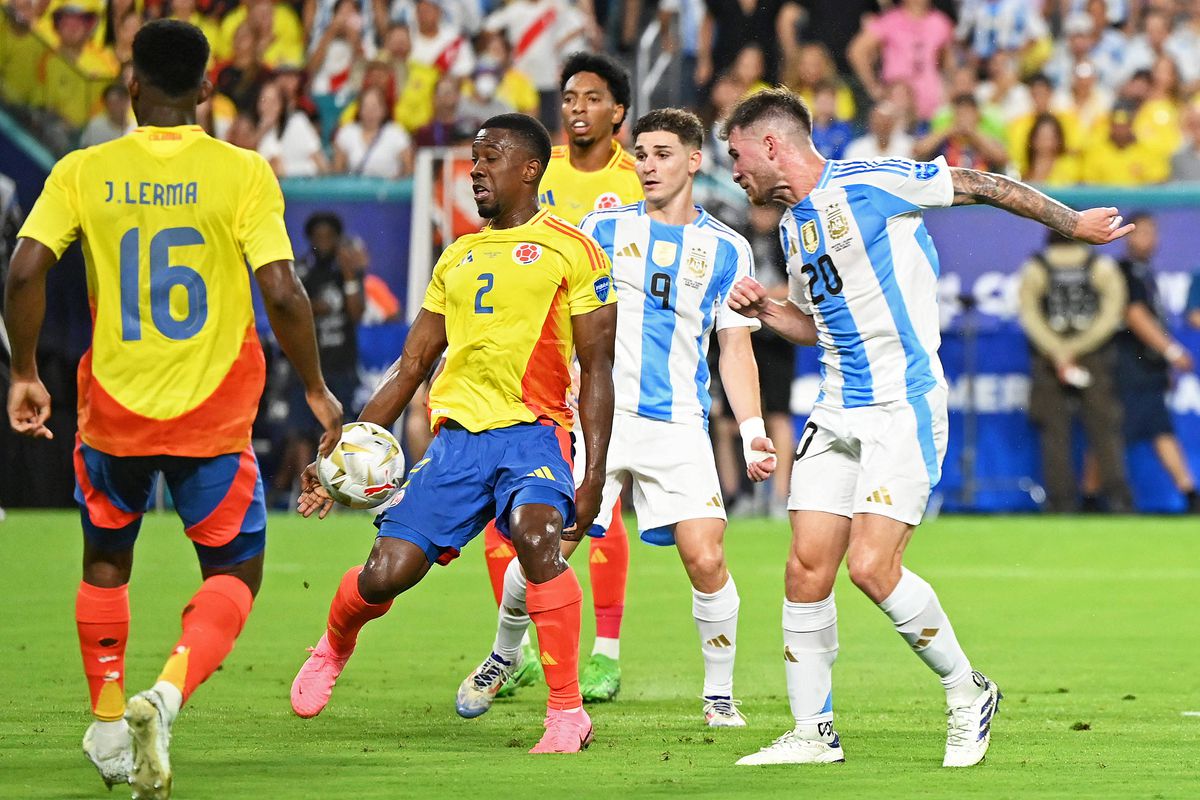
[120,226,208,341]
[800,254,843,304]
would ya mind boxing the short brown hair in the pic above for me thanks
[720,87,812,141]
[632,107,704,150]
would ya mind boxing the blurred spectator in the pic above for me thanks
[458,62,516,129]
[809,82,852,159]
[379,21,412,97]
[657,0,704,107]
[483,0,587,131]
[1,170,21,279]
[916,94,1007,171]
[1054,59,1113,137]
[225,111,260,149]
[1167,0,1200,88]
[215,22,272,113]
[79,81,132,146]
[930,64,1008,141]
[787,41,855,121]
[111,8,140,65]
[1008,72,1082,172]
[1122,8,1175,85]
[196,89,237,139]
[695,0,801,87]
[1022,113,1081,185]
[1045,12,1126,92]
[476,30,538,116]
[728,44,771,97]
[1081,101,1169,185]
[885,81,927,137]
[1170,101,1200,181]
[1186,269,1200,329]
[307,0,371,142]
[1115,213,1200,513]
[256,80,328,176]
[40,4,119,129]
[216,0,304,68]
[791,0,877,74]
[976,50,1031,124]
[844,101,914,160]
[414,75,475,146]
[1017,231,1132,513]
[0,0,45,108]
[955,0,1048,66]
[701,75,740,173]
[333,84,413,176]
[1134,57,1183,160]
[410,0,474,79]
[848,0,952,122]
[270,212,364,506]
[164,0,218,52]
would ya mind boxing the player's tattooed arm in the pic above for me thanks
[568,304,617,540]
[948,167,1135,244]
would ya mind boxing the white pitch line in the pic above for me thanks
[1182,711,1200,717]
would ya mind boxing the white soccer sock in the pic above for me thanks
[591,637,619,660]
[783,594,838,736]
[150,680,183,725]
[692,575,739,698]
[92,718,129,751]
[877,568,975,698]
[492,559,530,663]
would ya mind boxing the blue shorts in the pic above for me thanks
[376,421,575,565]
[73,436,267,568]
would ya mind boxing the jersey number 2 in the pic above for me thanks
[800,254,843,304]
[474,273,494,314]
[119,226,208,341]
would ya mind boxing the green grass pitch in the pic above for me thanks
[1,510,1197,798]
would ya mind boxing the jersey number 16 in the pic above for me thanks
[119,225,208,341]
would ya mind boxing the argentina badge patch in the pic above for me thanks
[593,275,612,302]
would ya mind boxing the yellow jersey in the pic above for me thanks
[539,141,643,226]
[422,209,614,433]
[19,126,293,457]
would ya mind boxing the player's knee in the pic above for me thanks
[785,556,836,601]
[846,550,895,600]
[682,548,726,589]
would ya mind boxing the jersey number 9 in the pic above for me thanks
[120,226,208,341]
[650,272,672,310]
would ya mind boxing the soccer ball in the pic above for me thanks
[317,421,405,509]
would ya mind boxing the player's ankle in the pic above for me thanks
[944,671,984,707]
[591,637,619,660]
[151,680,183,722]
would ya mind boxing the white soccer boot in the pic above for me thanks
[125,685,179,799]
[736,728,845,765]
[83,719,133,789]
[944,671,1001,767]
[702,696,748,728]
[455,652,515,719]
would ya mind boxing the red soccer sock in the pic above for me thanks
[483,520,518,607]
[527,568,583,710]
[76,581,130,721]
[588,498,629,641]
[326,566,393,656]
[157,574,253,704]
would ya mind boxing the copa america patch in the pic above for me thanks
[913,162,940,181]
[593,275,611,301]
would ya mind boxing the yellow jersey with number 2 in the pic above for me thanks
[422,208,614,434]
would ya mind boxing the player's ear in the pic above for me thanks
[197,78,214,106]
[612,104,625,128]
[524,159,542,185]
[689,147,703,176]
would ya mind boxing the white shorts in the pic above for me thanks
[788,386,948,526]
[575,413,725,544]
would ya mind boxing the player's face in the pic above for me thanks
[634,130,700,206]
[562,71,622,148]
[726,127,778,206]
[470,129,537,218]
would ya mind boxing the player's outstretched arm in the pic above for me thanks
[568,304,617,540]
[4,237,57,440]
[256,260,343,456]
[727,276,818,346]
[359,308,448,428]
[948,167,1135,244]
[716,327,776,482]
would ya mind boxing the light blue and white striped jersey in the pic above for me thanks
[781,157,953,409]
[581,202,757,428]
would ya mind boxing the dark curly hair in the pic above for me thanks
[132,19,210,98]
[560,51,632,132]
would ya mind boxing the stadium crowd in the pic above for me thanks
[4,0,1200,515]
[6,0,1200,184]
